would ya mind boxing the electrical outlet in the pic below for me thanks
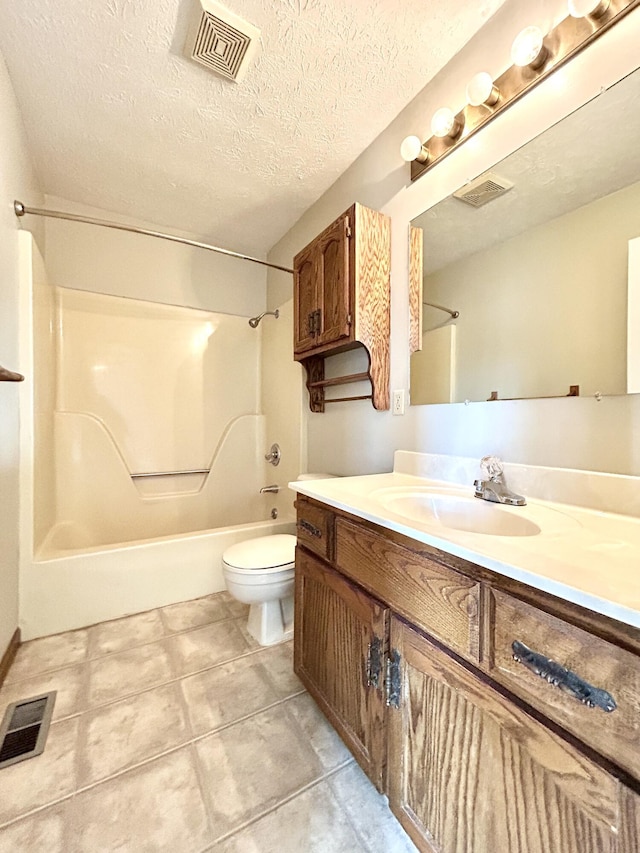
[392,389,405,416]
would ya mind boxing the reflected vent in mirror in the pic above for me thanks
[453,173,514,208]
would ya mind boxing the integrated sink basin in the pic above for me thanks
[371,487,580,538]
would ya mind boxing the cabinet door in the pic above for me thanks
[315,213,351,347]
[293,243,317,353]
[294,547,388,790]
[387,617,631,853]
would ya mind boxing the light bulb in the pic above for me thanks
[430,108,463,140]
[400,135,429,164]
[511,26,547,69]
[466,72,500,107]
[568,0,610,17]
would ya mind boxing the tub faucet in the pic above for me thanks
[260,484,280,494]
[474,456,526,506]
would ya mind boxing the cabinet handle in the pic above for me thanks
[366,636,383,689]
[314,309,322,334]
[298,519,322,538]
[308,311,316,335]
[511,640,617,712]
[385,649,401,708]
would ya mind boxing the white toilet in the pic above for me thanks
[222,534,297,646]
[222,474,334,646]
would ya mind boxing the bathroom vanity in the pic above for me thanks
[291,456,640,853]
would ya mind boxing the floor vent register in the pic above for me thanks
[0,692,56,769]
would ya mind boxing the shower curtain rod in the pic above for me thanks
[423,300,459,319]
[13,200,295,275]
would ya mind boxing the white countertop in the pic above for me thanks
[290,471,640,630]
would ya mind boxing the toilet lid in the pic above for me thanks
[223,534,296,570]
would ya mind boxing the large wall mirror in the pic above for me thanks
[410,65,640,406]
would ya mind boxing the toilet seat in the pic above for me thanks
[222,534,296,574]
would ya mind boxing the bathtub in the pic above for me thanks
[20,518,296,641]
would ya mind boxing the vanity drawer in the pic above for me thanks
[488,590,640,779]
[335,518,480,662]
[296,498,334,561]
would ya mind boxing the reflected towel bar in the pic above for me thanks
[14,200,294,275]
[131,469,210,478]
[487,385,580,401]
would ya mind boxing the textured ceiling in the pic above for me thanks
[0,0,507,256]
[414,67,640,273]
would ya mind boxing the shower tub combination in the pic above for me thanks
[19,233,293,640]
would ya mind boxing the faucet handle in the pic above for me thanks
[480,455,503,481]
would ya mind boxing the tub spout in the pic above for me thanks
[260,484,280,494]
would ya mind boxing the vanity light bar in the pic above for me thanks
[404,0,640,182]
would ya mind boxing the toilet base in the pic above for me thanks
[246,595,294,646]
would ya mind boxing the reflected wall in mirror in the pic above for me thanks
[410,66,640,406]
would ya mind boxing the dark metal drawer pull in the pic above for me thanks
[298,519,322,538]
[385,649,401,708]
[511,640,617,712]
[366,636,383,689]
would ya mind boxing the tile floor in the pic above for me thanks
[0,592,417,852]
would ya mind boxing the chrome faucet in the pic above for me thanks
[474,456,526,506]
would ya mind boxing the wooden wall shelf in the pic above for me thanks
[300,344,385,413]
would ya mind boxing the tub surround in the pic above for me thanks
[290,451,640,628]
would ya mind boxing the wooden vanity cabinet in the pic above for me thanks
[487,588,640,780]
[293,547,388,790]
[294,497,640,853]
[388,619,637,853]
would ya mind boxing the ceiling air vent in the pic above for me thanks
[185,0,260,83]
[453,173,514,208]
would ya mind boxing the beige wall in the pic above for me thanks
[0,51,42,657]
[43,196,267,318]
[267,1,640,478]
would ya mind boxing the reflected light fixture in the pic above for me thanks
[511,26,548,69]
[568,0,611,17]
[400,135,430,164]
[466,71,501,107]
[430,107,463,139]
